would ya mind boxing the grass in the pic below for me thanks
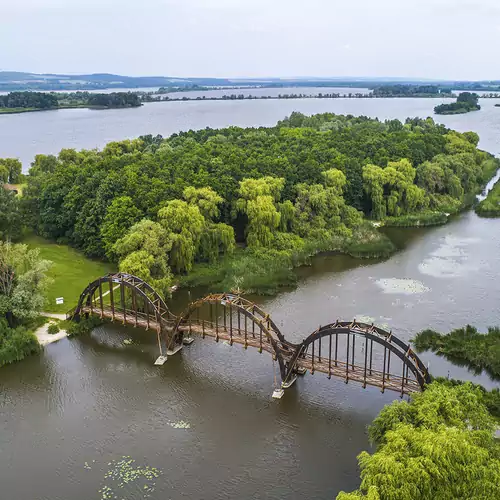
[0,107,41,114]
[384,211,448,227]
[22,234,116,313]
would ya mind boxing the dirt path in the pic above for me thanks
[35,313,69,346]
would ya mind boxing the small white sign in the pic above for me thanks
[56,297,64,305]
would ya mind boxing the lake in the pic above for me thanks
[1,94,500,500]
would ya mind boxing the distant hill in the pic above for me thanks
[1,71,499,92]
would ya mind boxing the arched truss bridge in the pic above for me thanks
[70,273,431,397]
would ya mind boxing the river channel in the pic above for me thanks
[1,95,500,500]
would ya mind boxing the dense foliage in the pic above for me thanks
[19,113,496,293]
[372,85,451,97]
[337,383,500,499]
[476,177,500,217]
[0,317,41,367]
[0,91,58,109]
[413,325,500,379]
[0,188,22,241]
[0,242,52,327]
[0,158,23,183]
[434,92,481,115]
[0,91,141,111]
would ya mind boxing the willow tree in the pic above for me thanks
[363,160,427,218]
[363,165,387,220]
[113,219,173,296]
[337,383,500,500]
[294,171,362,241]
[183,186,235,262]
[236,177,284,248]
[158,200,205,273]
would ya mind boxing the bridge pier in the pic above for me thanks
[154,355,168,366]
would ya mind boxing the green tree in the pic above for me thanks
[113,219,173,297]
[183,186,223,220]
[0,158,23,184]
[338,383,500,500]
[236,177,284,248]
[158,200,205,272]
[100,196,142,260]
[0,242,52,327]
[0,188,22,241]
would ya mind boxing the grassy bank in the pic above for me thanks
[413,325,500,380]
[0,107,42,114]
[183,224,395,294]
[476,177,500,217]
[23,235,115,313]
[384,211,448,227]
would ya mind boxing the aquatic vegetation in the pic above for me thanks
[167,420,191,429]
[375,278,429,295]
[87,456,162,500]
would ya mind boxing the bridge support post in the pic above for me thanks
[272,388,285,399]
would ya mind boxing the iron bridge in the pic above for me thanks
[70,273,431,397]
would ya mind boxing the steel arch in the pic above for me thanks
[170,293,293,379]
[72,272,176,329]
[297,321,431,390]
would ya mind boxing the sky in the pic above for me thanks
[2,0,500,80]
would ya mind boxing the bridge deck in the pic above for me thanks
[81,306,420,395]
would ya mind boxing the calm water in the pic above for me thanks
[1,96,500,500]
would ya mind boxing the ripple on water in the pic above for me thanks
[419,235,482,278]
[375,278,430,295]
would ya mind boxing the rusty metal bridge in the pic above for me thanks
[70,273,431,398]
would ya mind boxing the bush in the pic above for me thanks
[67,316,103,337]
[47,323,60,335]
[413,325,500,379]
[0,318,41,367]
[344,223,396,258]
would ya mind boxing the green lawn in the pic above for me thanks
[23,235,116,313]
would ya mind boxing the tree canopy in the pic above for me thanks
[0,242,52,327]
[18,113,496,293]
[337,383,500,500]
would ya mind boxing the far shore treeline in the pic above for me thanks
[5,112,496,296]
[0,91,141,113]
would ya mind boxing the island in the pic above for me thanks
[372,84,452,97]
[0,91,142,114]
[434,92,481,115]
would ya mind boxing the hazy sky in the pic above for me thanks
[2,0,500,79]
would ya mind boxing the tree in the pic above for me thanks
[0,158,22,184]
[0,188,22,241]
[183,186,222,220]
[337,383,500,500]
[0,242,52,327]
[113,219,173,297]
[158,200,205,272]
[236,177,284,248]
[100,196,142,260]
